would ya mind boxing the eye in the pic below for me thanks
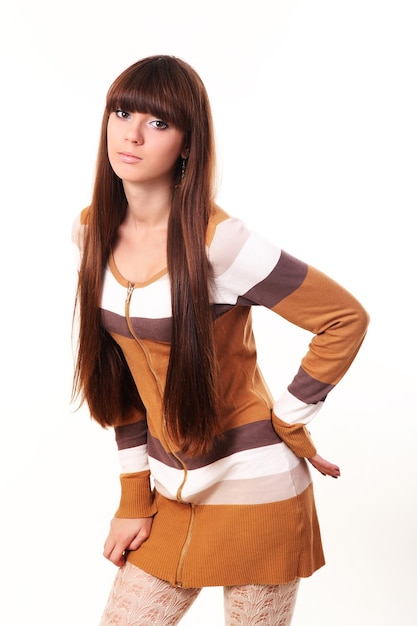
[115,109,131,120]
[149,119,168,130]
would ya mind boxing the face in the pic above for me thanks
[107,109,186,186]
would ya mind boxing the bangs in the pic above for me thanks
[106,57,192,130]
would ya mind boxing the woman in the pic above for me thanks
[72,55,369,625]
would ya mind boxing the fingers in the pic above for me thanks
[326,464,341,478]
[102,517,154,565]
[103,540,126,566]
[308,455,341,479]
[321,459,341,478]
[127,530,148,552]
[103,536,147,566]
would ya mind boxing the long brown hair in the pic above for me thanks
[73,55,219,455]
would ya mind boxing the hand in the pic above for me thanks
[308,454,341,478]
[103,516,153,566]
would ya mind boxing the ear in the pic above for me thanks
[181,146,190,159]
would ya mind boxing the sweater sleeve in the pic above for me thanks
[113,420,157,518]
[270,261,369,457]
[209,215,370,458]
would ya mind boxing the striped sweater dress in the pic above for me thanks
[73,204,369,588]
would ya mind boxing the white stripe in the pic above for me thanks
[212,230,282,303]
[208,217,252,275]
[101,269,172,318]
[101,268,129,316]
[273,389,324,426]
[118,444,149,473]
[149,443,300,501]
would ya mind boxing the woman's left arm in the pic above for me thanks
[209,215,369,462]
[269,257,370,459]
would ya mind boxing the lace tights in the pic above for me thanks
[99,562,299,625]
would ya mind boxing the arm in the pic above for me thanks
[270,257,369,461]
[209,215,369,467]
[103,418,157,566]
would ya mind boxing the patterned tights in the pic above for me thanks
[99,562,299,625]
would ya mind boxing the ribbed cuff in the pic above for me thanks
[114,471,157,518]
[272,412,317,458]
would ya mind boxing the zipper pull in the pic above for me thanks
[125,282,134,306]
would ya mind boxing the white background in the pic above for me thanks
[1,1,416,624]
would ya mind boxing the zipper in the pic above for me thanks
[125,282,194,586]
[125,282,185,479]
[175,502,196,587]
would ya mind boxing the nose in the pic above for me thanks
[125,119,144,145]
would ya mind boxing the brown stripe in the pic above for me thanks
[102,305,236,342]
[101,310,130,336]
[288,366,335,404]
[115,420,148,449]
[101,309,172,341]
[148,419,283,470]
[238,250,308,308]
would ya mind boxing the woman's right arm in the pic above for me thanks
[103,419,157,565]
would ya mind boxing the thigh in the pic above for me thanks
[99,562,201,626]
[223,579,300,626]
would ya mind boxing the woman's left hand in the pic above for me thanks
[308,454,341,478]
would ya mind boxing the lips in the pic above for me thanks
[118,152,142,163]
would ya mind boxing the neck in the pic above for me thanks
[122,180,172,228]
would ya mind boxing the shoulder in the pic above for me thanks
[72,205,90,237]
[207,204,253,246]
[207,205,279,282]
[71,206,91,264]
[206,204,230,244]
[207,204,266,257]
[79,206,91,225]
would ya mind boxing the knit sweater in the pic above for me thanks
[73,205,369,588]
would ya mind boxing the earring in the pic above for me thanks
[181,158,187,179]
